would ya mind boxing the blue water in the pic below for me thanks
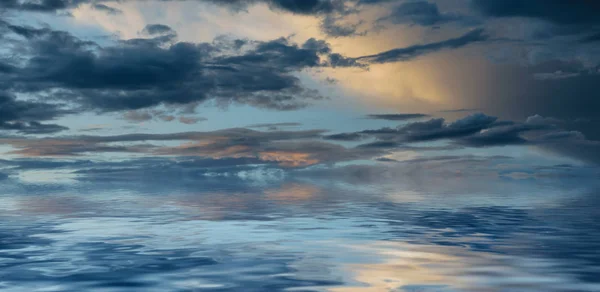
[1,175,599,291]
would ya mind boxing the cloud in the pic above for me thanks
[246,122,301,130]
[476,60,600,140]
[0,125,388,167]
[355,28,488,63]
[378,1,471,27]
[323,132,365,141]
[0,0,77,12]
[328,112,600,164]
[122,109,183,123]
[0,91,70,134]
[438,108,480,113]
[458,124,529,147]
[320,14,365,37]
[0,22,360,113]
[580,32,600,43]
[122,110,153,122]
[142,24,175,36]
[0,0,350,15]
[178,116,206,124]
[267,0,347,15]
[203,0,350,15]
[471,0,600,26]
[92,3,122,15]
[358,113,500,143]
[366,113,429,121]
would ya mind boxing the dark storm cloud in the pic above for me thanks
[0,22,361,113]
[0,0,350,16]
[204,0,363,37]
[0,0,85,12]
[458,124,529,147]
[529,60,592,81]
[378,1,469,27]
[359,113,500,143]
[0,121,68,134]
[355,28,488,63]
[471,0,600,26]
[580,32,600,43]
[203,0,348,15]
[266,0,347,15]
[324,112,600,164]
[325,113,590,152]
[478,60,600,141]
[356,0,396,4]
[366,113,429,121]
[0,91,70,134]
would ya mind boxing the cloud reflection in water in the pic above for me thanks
[0,173,599,291]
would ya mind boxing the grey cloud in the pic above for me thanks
[0,0,83,12]
[0,121,68,134]
[538,134,600,165]
[529,60,594,81]
[92,3,122,15]
[204,0,350,15]
[0,0,349,15]
[438,108,480,113]
[580,32,600,43]
[471,0,600,26]
[356,0,399,4]
[122,110,153,122]
[323,132,365,141]
[246,122,301,130]
[0,128,325,156]
[142,24,174,36]
[378,1,471,27]
[370,113,499,143]
[366,113,429,121]
[326,53,366,68]
[1,111,598,166]
[458,124,530,147]
[0,22,360,114]
[320,15,365,37]
[329,113,563,148]
[0,91,70,134]
[355,28,488,63]
[0,126,387,167]
[178,116,206,124]
[533,71,581,80]
[471,0,600,45]
[122,109,182,123]
[478,61,600,141]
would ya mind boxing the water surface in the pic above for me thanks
[1,174,599,291]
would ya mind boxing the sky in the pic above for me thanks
[0,0,599,183]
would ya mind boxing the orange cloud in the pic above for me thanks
[258,151,320,167]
